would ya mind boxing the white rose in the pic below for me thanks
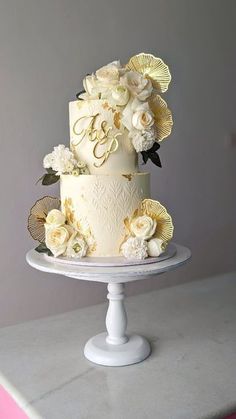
[132,108,154,130]
[111,85,130,106]
[130,129,155,152]
[121,237,148,260]
[147,238,165,257]
[46,209,65,227]
[45,224,71,257]
[130,215,157,240]
[120,71,153,101]
[96,61,120,85]
[65,232,88,258]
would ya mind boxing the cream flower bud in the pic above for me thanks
[147,238,165,257]
[45,224,71,257]
[111,85,130,106]
[130,215,157,240]
[46,209,66,227]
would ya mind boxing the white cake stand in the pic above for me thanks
[26,243,191,367]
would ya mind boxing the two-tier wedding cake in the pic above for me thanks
[28,53,174,260]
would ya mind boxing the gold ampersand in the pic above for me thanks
[72,114,121,167]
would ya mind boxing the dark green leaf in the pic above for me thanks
[46,168,57,174]
[42,173,60,185]
[35,243,53,256]
[149,142,160,152]
[141,151,149,164]
[149,152,162,167]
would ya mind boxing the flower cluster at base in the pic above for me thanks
[121,199,174,260]
[44,209,88,258]
[39,145,89,186]
[78,53,173,166]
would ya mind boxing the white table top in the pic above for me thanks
[26,243,191,282]
[0,272,236,419]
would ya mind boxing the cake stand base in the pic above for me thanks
[84,332,151,367]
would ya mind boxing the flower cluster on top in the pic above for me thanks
[78,53,173,165]
[39,145,89,186]
[121,199,174,260]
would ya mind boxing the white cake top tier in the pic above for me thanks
[69,100,138,175]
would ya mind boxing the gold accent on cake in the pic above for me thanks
[28,196,60,243]
[72,113,122,167]
[126,53,171,93]
[122,174,133,181]
[113,111,121,129]
[149,94,173,142]
[62,197,96,254]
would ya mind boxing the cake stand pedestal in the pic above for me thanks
[26,243,191,367]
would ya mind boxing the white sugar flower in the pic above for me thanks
[43,145,77,175]
[132,102,154,130]
[147,238,165,257]
[130,128,155,152]
[120,71,153,101]
[96,61,121,86]
[130,215,157,240]
[45,224,72,257]
[46,209,66,227]
[121,237,148,260]
[111,85,130,106]
[65,232,88,258]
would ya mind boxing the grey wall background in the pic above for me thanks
[0,0,235,327]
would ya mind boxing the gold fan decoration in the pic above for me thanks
[124,199,174,244]
[149,94,173,142]
[28,196,60,243]
[126,53,171,93]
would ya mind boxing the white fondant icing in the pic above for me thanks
[60,173,150,257]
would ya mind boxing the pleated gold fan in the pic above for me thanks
[126,53,171,93]
[27,196,60,243]
[149,94,173,142]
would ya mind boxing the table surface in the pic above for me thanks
[0,272,236,419]
[26,243,191,282]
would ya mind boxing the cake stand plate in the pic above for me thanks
[44,243,176,267]
[26,243,191,367]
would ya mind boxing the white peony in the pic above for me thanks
[121,237,148,260]
[43,145,77,175]
[120,71,153,101]
[147,238,165,257]
[111,85,130,106]
[130,128,155,152]
[83,74,99,97]
[46,209,65,227]
[65,232,88,258]
[96,61,121,85]
[45,224,72,257]
[130,215,157,240]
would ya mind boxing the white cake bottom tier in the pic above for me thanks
[60,173,150,257]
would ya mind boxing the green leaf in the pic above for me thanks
[141,151,149,164]
[149,152,162,167]
[42,173,60,185]
[35,243,53,256]
[76,90,85,100]
[46,168,57,174]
